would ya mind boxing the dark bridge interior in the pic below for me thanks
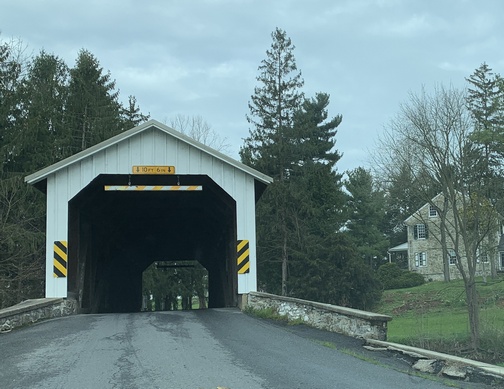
[67,174,237,313]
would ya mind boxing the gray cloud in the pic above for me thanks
[2,0,504,172]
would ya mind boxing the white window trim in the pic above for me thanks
[429,205,438,217]
[415,224,427,240]
[447,249,457,265]
[415,252,427,267]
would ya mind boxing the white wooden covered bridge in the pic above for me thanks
[25,120,272,312]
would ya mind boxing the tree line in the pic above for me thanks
[373,64,504,351]
[242,28,504,352]
[241,28,385,310]
[2,29,504,354]
[0,38,148,308]
[0,37,225,311]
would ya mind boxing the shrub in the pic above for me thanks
[377,263,425,290]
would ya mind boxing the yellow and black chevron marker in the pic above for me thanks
[53,241,68,278]
[237,240,250,274]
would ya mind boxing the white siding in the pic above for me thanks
[43,128,261,297]
[45,173,69,297]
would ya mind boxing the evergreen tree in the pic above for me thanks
[0,39,25,172]
[466,63,504,161]
[289,232,382,310]
[0,43,151,309]
[65,49,122,155]
[466,63,504,213]
[5,51,69,173]
[251,96,346,297]
[121,95,149,130]
[241,27,304,180]
[291,93,342,166]
[241,27,304,295]
[0,39,46,309]
[242,28,355,299]
[344,167,389,269]
[465,63,504,278]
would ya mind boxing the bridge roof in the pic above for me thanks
[25,119,273,190]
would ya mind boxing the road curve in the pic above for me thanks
[0,308,488,388]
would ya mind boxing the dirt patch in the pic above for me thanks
[392,299,443,315]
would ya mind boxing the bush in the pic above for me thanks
[377,263,425,290]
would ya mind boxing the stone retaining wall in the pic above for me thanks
[0,298,77,333]
[245,292,392,341]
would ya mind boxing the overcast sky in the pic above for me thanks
[2,0,504,173]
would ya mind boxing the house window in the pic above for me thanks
[414,224,428,240]
[477,251,490,264]
[447,249,457,265]
[415,252,427,267]
[500,252,504,269]
[429,205,438,217]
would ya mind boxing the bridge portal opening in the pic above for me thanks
[67,174,237,313]
[142,260,209,311]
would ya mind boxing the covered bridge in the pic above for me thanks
[25,120,272,313]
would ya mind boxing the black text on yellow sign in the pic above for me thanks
[132,165,176,174]
[237,240,250,274]
[53,241,68,278]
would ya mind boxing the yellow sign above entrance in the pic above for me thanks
[132,165,176,175]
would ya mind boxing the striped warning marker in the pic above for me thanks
[53,241,68,278]
[237,240,250,274]
[104,185,202,191]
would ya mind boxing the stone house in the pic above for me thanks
[400,193,504,281]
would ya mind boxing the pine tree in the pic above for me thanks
[242,28,352,297]
[291,93,342,166]
[121,95,149,130]
[465,63,504,278]
[241,27,304,180]
[466,63,504,207]
[65,49,122,155]
[466,63,504,160]
[344,167,389,269]
[6,51,69,173]
[0,39,25,172]
[241,28,305,295]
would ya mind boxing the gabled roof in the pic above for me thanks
[404,192,444,224]
[25,119,273,187]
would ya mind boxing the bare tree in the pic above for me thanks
[373,85,500,351]
[169,114,230,154]
[0,175,45,308]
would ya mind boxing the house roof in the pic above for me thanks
[388,242,408,252]
[404,192,444,224]
[404,191,504,225]
[25,119,273,188]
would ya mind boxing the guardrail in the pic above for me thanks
[0,298,77,333]
[244,292,392,341]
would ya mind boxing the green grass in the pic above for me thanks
[374,276,504,364]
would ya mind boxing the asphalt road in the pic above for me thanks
[0,309,493,389]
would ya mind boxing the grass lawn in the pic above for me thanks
[374,276,504,365]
